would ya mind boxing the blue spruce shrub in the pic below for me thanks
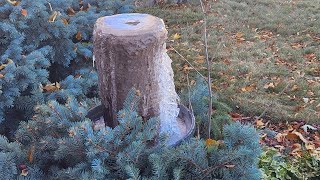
[0,0,135,134]
[0,0,261,178]
[2,89,261,179]
[180,77,232,139]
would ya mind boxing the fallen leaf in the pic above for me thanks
[287,132,299,141]
[305,143,315,150]
[241,84,256,92]
[205,138,217,147]
[223,59,231,65]
[292,131,309,144]
[303,53,316,60]
[61,18,69,25]
[291,85,299,91]
[290,42,304,49]
[301,124,317,133]
[0,64,5,71]
[0,74,4,78]
[314,140,320,148]
[229,112,242,119]
[275,145,285,151]
[195,59,205,64]
[302,97,309,103]
[235,32,244,38]
[256,119,265,128]
[21,9,28,17]
[75,32,82,41]
[7,59,13,64]
[0,59,14,70]
[290,143,302,154]
[21,169,28,176]
[275,133,285,143]
[225,164,235,168]
[182,64,193,71]
[42,82,61,92]
[172,33,181,40]
[7,0,19,6]
[263,82,275,89]
[67,7,76,16]
[28,145,35,163]
[48,11,58,22]
[135,89,141,97]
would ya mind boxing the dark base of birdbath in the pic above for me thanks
[86,104,195,147]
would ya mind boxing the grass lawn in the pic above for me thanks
[138,0,320,123]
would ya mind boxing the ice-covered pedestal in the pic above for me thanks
[92,13,194,146]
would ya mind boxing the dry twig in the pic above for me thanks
[199,0,213,138]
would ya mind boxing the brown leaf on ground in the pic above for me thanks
[21,9,27,17]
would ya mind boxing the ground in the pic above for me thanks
[138,1,320,177]
[138,0,320,123]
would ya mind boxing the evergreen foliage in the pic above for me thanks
[0,0,134,133]
[0,0,262,178]
[181,77,232,139]
[0,89,261,179]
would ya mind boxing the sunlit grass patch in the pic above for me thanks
[138,0,319,122]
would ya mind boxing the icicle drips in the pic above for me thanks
[155,44,181,145]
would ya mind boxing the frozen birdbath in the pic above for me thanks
[91,13,194,146]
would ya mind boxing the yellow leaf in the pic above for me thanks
[263,82,275,89]
[291,143,302,153]
[241,84,256,92]
[0,59,13,70]
[21,9,28,17]
[255,119,264,127]
[55,82,60,89]
[135,89,141,97]
[235,32,244,38]
[172,33,181,40]
[205,138,217,147]
[7,0,19,6]
[195,59,205,64]
[48,11,58,22]
[305,143,315,150]
[290,143,302,157]
[42,82,60,92]
[0,64,5,71]
[291,85,299,91]
[28,145,35,163]
[291,43,303,49]
[182,64,193,72]
[275,133,286,143]
[61,18,69,25]
[76,32,82,41]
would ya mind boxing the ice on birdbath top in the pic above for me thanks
[99,13,166,37]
